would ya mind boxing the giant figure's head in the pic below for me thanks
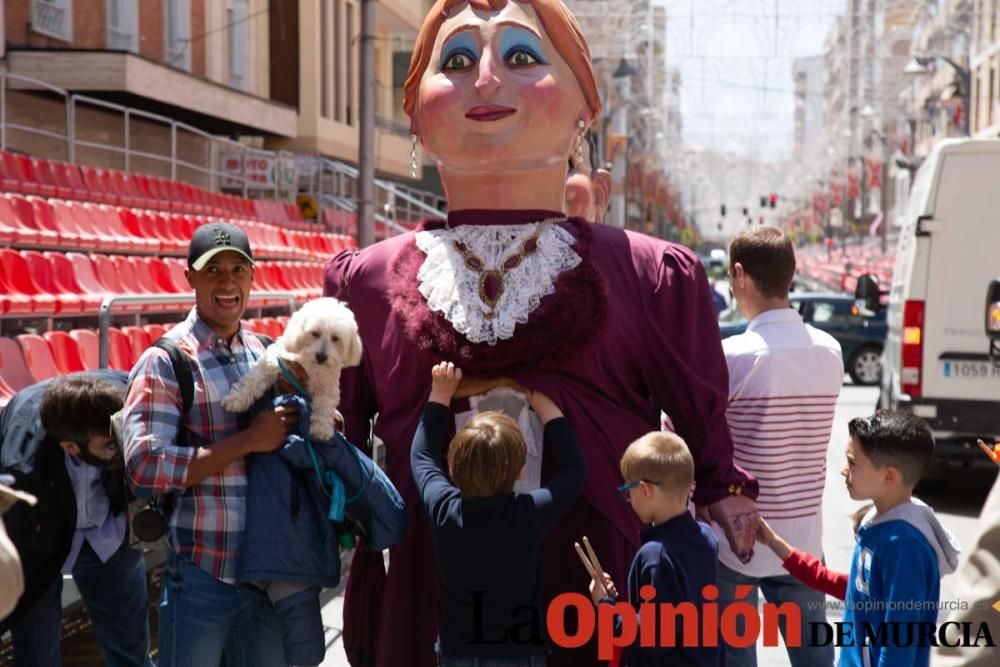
[404,0,602,176]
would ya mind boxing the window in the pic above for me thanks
[107,0,138,52]
[228,0,250,89]
[811,301,851,324]
[31,0,72,42]
[165,0,192,71]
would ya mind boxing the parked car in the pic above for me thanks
[717,293,887,385]
[874,138,1000,470]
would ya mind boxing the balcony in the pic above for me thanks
[6,50,297,138]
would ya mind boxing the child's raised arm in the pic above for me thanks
[411,363,463,520]
[526,388,586,529]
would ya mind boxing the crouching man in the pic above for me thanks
[0,372,153,667]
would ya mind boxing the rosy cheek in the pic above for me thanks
[417,77,463,123]
[518,75,575,117]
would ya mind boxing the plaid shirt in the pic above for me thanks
[122,308,267,583]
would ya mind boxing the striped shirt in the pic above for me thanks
[122,308,267,583]
[718,307,843,577]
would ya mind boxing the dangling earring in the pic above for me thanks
[410,135,420,179]
[574,119,586,168]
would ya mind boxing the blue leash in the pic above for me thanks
[277,359,370,517]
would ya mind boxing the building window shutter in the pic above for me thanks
[166,0,192,71]
[228,0,250,90]
[31,0,73,42]
[107,0,138,52]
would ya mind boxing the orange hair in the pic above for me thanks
[403,0,601,121]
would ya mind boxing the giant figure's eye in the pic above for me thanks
[442,50,476,71]
[506,49,541,67]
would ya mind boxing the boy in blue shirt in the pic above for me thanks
[839,411,960,666]
[591,432,721,666]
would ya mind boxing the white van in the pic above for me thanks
[877,138,1000,469]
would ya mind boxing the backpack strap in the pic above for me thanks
[151,332,273,419]
[152,338,193,417]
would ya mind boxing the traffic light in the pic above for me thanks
[720,204,727,217]
[760,196,767,208]
[769,193,778,208]
[717,222,723,231]
[742,207,749,216]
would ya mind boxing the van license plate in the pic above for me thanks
[940,360,1000,379]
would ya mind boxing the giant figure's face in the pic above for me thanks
[414,2,588,174]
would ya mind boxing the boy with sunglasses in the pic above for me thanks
[590,432,721,666]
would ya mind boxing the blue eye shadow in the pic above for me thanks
[499,26,547,64]
[440,32,479,68]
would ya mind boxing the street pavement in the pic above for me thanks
[318,383,996,666]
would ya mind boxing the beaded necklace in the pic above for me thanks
[447,218,563,320]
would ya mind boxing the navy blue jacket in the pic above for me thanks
[238,394,405,587]
[617,512,721,667]
[411,402,586,659]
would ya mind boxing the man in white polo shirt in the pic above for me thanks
[718,226,843,667]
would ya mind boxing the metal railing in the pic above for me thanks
[97,292,299,368]
[0,72,297,199]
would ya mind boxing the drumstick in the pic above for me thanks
[978,439,1000,464]
[574,542,607,596]
[582,536,607,582]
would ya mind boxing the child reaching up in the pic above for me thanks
[411,362,586,666]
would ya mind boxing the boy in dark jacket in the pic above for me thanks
[411,362,586,666]
[591,432,721,666]
[0,373,152,667]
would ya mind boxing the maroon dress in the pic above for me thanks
[323,209,757,666]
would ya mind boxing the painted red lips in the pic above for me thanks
[465,105,517,121]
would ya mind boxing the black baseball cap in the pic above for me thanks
[187,222,254,270]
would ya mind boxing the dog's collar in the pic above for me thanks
[277,358,308,397]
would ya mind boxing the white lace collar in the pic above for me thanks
[414,221,581,345]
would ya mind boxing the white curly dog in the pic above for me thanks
[221,298,363,441]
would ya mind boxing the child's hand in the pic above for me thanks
[429,362,462,405]
[525,388,563,424]
[756,517,792,561]
[589,571,618,604]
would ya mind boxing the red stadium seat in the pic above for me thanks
[43,330,89,374]
[121,326,152,361]
[79,166,119,205]
[0,249,58,313]
[45,252,107,312]
[69,329,100,370]
[145,257,184,293]
[0,337,35,392]
[16,334,61,382]
[5,193,58,246]
[20,250,85,313]
[50,200,100,250]
[142,324,167,341]
[28,196,81,248]
[107,327,136,371]
[29,158,67,198]
[50,162,93,201]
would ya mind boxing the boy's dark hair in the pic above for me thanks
[40,377,124,445]
[728,226,796,298]
[447,411,526,498]
[848,411,935,487]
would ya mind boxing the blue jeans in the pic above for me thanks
[157,552,284,667]
[718,562,834,667]
[10,539,152,667]
[437,656,547,667]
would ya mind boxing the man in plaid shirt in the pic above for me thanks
[122,222,298,666]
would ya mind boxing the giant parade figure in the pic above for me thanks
[324,1,760,664]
